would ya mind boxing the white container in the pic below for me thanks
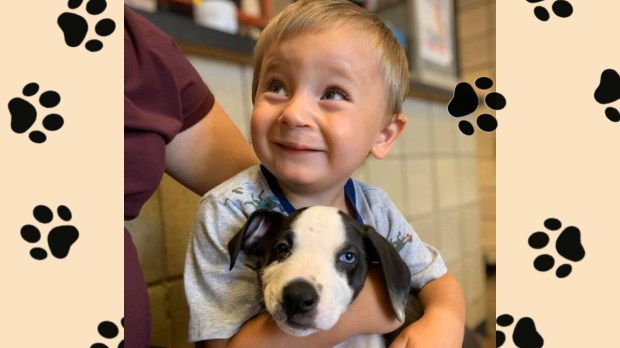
[125,0,157,13]
[193,0,239,34]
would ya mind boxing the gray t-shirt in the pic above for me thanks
[184,165,447,342]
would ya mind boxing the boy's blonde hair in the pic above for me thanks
[251,0,410,117]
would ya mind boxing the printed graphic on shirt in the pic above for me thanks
[389,231,413,252]
[226,185,284,212]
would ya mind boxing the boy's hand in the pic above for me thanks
[387,314,463,348]
[389,272,465,348]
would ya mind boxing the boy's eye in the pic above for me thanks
[322,88,347,101]
[265,79,287,96]
[269,84,286,95]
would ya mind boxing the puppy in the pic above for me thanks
[228,206,422,347]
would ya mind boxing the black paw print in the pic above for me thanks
[528,218,585,278]
[526,0,573,21]
[594,68,620,123]
[497,314,544,347]
[8,82,64,144]
[20,205,79,260]
[91,318,124,348]
[57,0,116,52]
[447,77,506,135]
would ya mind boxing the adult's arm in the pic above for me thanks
[165,102,259,196]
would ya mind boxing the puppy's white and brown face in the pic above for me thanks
[228,206,410,337]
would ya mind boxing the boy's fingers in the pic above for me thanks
[387,334,408,348]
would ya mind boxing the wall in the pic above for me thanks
[457,0,496,265]
[126,2,494,345]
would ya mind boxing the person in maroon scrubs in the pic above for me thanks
[124,5,258,347]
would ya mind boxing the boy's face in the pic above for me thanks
[251,27,403,192]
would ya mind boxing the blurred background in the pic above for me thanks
[124,0,496,347]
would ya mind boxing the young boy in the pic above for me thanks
[184,0,465,347]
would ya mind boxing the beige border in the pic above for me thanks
[4,0,619,346]
[2,1,123,346]
[498,1,620,346]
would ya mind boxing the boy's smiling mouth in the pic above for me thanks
[275,141,323,153]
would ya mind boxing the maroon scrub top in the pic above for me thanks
[124,5,214,347]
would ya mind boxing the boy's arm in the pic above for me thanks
[199,266,402,348]
[368,190,464,346]
[389,272,465,348]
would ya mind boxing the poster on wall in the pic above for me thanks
[416,0,454,66]
[408,0,458,91]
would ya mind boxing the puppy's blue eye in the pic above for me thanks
[339,252,357,264]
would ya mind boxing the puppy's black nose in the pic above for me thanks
[283,280,318,316]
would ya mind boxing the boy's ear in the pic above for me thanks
[370,113,407,160]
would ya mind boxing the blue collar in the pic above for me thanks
[260,165,363,224]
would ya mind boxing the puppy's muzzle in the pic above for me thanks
[283,280,318,318]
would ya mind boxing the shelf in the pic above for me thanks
[409,80,453,103]
[136,8,256,65]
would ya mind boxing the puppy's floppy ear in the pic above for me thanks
[228,209,285,270]
[363,225,411,322]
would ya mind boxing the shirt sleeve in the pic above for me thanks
[184,193,264,342]
[160,38,215,132]
[365,189,448,290]
[124,5,214,140]
[388,204,447,290]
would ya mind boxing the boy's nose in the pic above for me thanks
[279,94,313,127]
